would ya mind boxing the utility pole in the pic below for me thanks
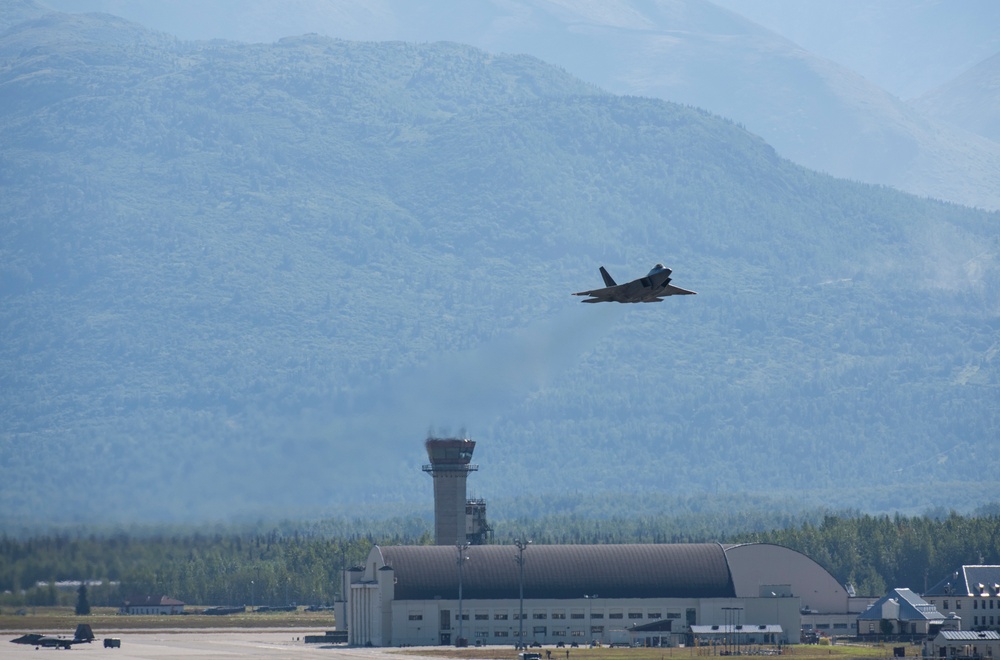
[514,539,530,648]
[456,542,470,646]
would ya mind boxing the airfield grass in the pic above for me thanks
[402,644,921,660]
[0,605,334,631]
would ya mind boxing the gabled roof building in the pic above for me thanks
[924,630,1000,659]
[923,565,1000,632]
[856,588,945,637]
[119,595,185,615]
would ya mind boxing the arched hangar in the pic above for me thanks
[340,542,849,647]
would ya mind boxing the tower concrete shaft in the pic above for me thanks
[422,438,478,546]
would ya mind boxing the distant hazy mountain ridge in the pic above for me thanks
[912,51,1000,145]
[1,9,998,524]
[27,0,1000,210]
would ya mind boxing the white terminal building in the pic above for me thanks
[336,438,868,647]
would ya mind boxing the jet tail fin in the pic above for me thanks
[599,266,617,287]
[75,624,94,642]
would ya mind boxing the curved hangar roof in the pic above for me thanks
[374,543,736,600]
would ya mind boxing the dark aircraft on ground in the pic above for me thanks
[573,264,696,303]
[10,623,95,649]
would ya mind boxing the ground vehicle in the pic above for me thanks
[104,638,121,648]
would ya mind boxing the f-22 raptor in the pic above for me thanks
[10,623,95,649]
[573,264,696,303]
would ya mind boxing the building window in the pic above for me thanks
[533,613,547,620]
[494,613,508,620]
[571,630,585,637]
[553,630,566,637]
[667,612,681,619]
[455,613,468,621]
[975,600,979,610]
[628,612,643,619]
[648,612,662,619]
[834,623,848,630]
[475,614,489,620]
[408,614,423,621]
[476,631,489,638]
[552,612,566,620]
[957,601,962,610]
[944,600,950,610]
[495,631,509,638]
[533,626,547,635]
[571,612,585,620]
[591,626,604,635]
[591,613,604,620]
[609,612,623,619]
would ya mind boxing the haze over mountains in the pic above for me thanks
[34,0,1000,211]
[709,0,1000,100]
[913,51,1000,146]
[1,3,998,526]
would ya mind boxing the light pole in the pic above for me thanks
[771,592,779,646]
[722,606,743,655]
[584,594,598,645]
[514,539,530,648]
[456,542,470,646]
[250,580,255,613]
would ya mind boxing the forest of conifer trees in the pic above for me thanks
[2,512,999,608]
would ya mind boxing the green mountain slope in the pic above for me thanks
[33,0,1000,210]
[1,12,998,524]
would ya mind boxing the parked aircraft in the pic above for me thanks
[573,264,696,303]
[10,623,95,649]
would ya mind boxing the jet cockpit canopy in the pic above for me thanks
[647,263,670,276]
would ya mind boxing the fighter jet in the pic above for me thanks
[10,623,94,649]
[573,264,696,303]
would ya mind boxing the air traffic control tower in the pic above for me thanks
[422,437,491,545]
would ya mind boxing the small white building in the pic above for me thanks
[120,595,185,615]
[690,624,784,647]
[924,630,1000,659]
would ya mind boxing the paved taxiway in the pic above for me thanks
[2,630,444,660]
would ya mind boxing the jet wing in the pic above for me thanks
[662,284,697,296]
[572,285,622,303]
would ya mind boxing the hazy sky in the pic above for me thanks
[710,0,1000,98]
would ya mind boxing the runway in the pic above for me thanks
[2,630,444,660]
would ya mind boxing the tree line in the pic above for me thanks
[0,526,416,609]
[2,511,999,608]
